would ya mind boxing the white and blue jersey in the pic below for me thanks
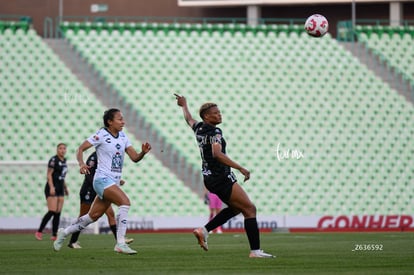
[87,128,132,196]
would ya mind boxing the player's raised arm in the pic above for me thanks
[175,93,197,128]
[126,142,151,163]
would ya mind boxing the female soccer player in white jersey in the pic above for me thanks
[53,108,151,255]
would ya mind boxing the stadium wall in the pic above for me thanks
[1,0,413,36]
[2,215,414,233]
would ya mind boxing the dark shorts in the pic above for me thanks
[44,183,65,198]
[79,181,97,205]
[204,171,237,204]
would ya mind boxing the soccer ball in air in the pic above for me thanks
[304,14,329,37]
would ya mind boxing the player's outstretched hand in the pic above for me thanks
[142,142,152,154]
[174,93,187,107]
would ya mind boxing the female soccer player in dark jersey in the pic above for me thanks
[175,94,274,258]
[67,151,133,248]
[35,143,69,241]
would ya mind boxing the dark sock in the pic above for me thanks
[38,211,55,232]
[52,212,61,236]
[205,208,237,232]
[110,224,117,240]
[244,218,260,250]
[69,231,81,244]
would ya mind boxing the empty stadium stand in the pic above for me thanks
[355,24,414,90]
[57,21,414,215]
[0,19,413,223]
[0,24,207,219]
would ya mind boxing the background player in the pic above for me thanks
[35,143,69,241]
[205,190,223,234]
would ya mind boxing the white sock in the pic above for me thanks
[202,227,209,235]
[64,214,93,236]
[116,205,130,244]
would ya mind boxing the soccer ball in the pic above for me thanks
[304,14,329,37]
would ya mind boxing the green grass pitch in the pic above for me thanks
[0,232,413,274]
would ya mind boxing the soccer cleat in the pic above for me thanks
[125,237,134,244]
[114,243,137,255]
[193,227,208,251]
[35,232,42,241]
[53,228,66,252]
[249,249,276,258]
[50,236,57,241]
[68,242,82,249]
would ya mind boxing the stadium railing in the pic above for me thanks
[337,19,414,42]
[42,15,308,38]
[0,15,32,33]
[337,19,414,100]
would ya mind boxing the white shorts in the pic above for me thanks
[93,177,117,199]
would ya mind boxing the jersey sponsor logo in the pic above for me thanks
[59,165,68,180]
[196,135,222,145]
[213,134,222,143]
[111,152,123,173]
[202,169,212,176]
